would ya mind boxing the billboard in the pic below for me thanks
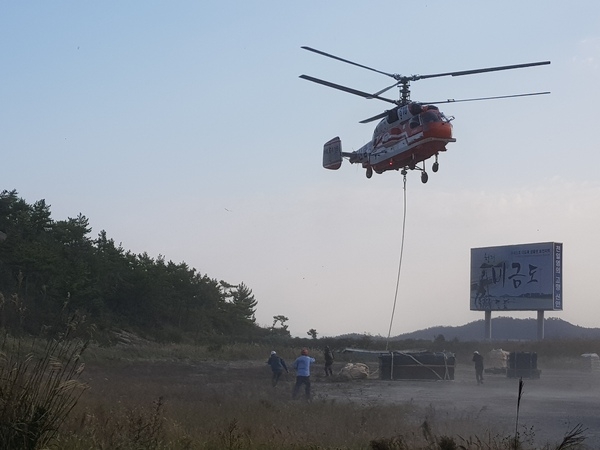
[470,242,563,311]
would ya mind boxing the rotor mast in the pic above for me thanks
[399,78,410,105]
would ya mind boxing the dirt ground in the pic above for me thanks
[320,364,600,448]
[81,359,600,448]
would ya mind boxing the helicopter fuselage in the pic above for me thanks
[329,103,455,180]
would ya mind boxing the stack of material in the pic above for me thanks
[485,348,510,374]
[580,353,600,372]
[339,363,370,380]
[378,351,455,381]
[507,351,541,379]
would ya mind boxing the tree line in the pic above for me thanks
[0,189,269,342]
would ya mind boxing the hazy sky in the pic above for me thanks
[2,2,599,338]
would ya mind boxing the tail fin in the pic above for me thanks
[323,137,342,170]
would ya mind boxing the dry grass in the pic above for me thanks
[1,338,591,449]
[60,375,447,449]
[0,333,88,449]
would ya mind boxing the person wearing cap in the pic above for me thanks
[324,346,334,377]
[472,351,484,384]
[292,348,316,400]
[267,351,289,387]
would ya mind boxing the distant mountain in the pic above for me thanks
[393,317,600,341]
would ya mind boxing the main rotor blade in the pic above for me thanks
[416,61,551,81]
[302,46,398,80]
[302,46,550,87]
[371,82,400,97]
[359,110,390,124]
[299,74,398,105]
[359,91,551,124]
[423,91,551,104]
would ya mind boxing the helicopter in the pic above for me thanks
[300,46,550,183]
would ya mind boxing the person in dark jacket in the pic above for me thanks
[472,351,484,384]
[324,346,334,377]
[267,351,288,386]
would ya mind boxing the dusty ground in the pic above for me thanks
[81,359,600,448]
[320,364,600,448]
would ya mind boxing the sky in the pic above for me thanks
[2,1,600,338]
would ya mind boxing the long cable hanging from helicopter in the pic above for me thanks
[385,169,408,350]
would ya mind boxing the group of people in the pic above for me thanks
[266,346,335,400]
[268,347,485,400]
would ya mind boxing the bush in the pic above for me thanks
[0,332,88,449]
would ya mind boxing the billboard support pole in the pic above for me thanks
[537,310,545,340]
[484,310,492,340]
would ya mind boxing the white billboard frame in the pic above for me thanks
[470,242,563,311]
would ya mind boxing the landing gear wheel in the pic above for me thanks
[366,167,373,179]
[421,171,429,183]
[432,162,439,173]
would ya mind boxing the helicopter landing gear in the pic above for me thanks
[432,154,439,173]
[366,166,373,179]
[401,164,428,183]
[408,154,417,170]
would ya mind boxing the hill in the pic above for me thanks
[393,317,600,341]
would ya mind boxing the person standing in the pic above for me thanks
[292,348,315,400]
[472,351,484,384]
[267,351,288,387]
[324,346,334,377]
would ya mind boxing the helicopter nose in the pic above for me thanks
[423,121,453,139]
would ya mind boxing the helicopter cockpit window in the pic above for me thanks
[409,115,421,129]
[387,108,399,124]
[422,111,441,124]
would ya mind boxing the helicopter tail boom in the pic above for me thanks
[323,136,343,170]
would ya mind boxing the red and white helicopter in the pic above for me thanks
[300,47,550,183]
